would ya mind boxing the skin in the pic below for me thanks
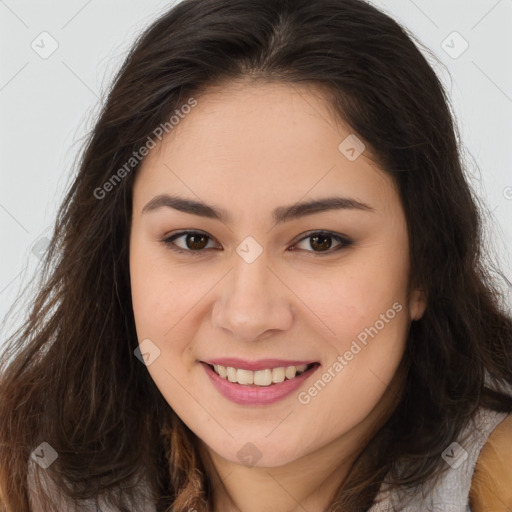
[129,80,427,512]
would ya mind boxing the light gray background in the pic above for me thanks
[1,0,511,344]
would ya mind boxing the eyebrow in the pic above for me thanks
[141,194,375,224]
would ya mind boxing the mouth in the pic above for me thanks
[200,360,321,405]
[202,361,320,387]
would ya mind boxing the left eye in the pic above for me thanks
[161,230,353,255]
[293,231,353,253]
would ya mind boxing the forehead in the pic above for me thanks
[132,81,399,218]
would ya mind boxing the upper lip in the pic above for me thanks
[202,358,318,371]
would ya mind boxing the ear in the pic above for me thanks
[409,288,427,321]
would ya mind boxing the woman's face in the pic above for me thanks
[129,81,426,468]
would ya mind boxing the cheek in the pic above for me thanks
[129,235,183,341]
[299,272,409,435]
[309,259,409,343]
[129,238,212,376]
[298,247,411,411]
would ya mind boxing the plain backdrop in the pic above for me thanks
[1,0,511,345]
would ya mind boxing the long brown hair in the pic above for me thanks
[1,0,511,510]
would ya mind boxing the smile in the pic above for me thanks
[209,363,313,386]
[201,361,320,406]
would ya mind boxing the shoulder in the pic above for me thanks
[470,412,512,512]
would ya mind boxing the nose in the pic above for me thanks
[211,252,294,343]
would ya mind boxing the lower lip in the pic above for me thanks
[201,362,319,406]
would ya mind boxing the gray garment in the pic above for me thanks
[28,408,508,511]
[368,407,509,512]
[27,463,157,512]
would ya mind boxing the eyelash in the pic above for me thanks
[160,230,354,257]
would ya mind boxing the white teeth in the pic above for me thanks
[237,369,254,385]
[215,364,227,378]
[227,367,237,383]
[285,366,297,379]
[254,369,272,386]
[210,363,312,386]
[272,367,285,383]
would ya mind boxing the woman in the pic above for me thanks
[1,0,511,510]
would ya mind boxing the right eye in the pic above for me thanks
[161,230,220,255]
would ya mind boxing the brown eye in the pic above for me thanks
[310,234,334,252]
[183,233,209,250]
[162,230,353,257]
[293,231,353,254]
[162,231,217,254]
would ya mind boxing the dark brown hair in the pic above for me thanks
[1,0,511,510]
